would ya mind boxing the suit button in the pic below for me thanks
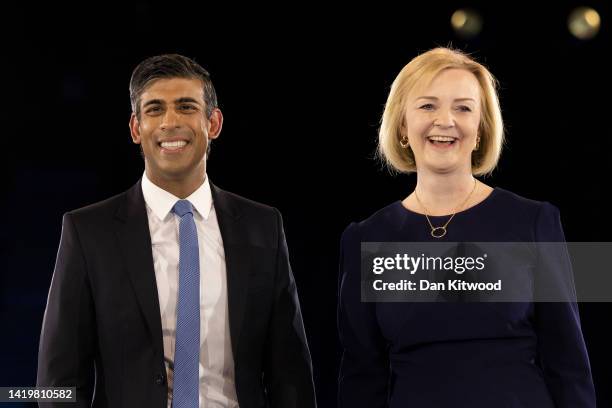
[155,373,165,385]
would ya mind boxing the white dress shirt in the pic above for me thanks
[141,172,239,408]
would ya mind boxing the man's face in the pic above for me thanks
[129,77,222,184]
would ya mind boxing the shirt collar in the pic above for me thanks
[141,171,213,221]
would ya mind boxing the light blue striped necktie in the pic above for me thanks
[172,199,200,408]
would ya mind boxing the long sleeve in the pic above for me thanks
[533,202,596,407]
[337,222,390,408]
[262,208,317,408]
[36,213,97,407]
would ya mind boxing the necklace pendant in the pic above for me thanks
[431,227,447,238]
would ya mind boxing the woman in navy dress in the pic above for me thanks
[337,47,595,407]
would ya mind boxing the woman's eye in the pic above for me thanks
[419,104,434,110]
[457,106,472,112]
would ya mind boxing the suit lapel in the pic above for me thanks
[113,179,164,358]
[210,183,251,356]
[111,179,250,361]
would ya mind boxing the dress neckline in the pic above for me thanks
[397,187,500,219]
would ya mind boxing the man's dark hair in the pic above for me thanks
[129,54,218,119]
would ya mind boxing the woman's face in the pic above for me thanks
[403,68,482,174]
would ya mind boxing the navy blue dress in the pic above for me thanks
[338,187,595,408]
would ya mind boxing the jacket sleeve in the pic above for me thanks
[533,202,596,407]
[262,208,317,408]
[37,213,97,407]
[337,222,390,408]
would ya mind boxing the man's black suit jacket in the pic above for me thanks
[37,179,316,408]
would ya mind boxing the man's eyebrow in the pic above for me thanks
[142,97,202,108]
[174,97,201,105]
[142,99,164,108]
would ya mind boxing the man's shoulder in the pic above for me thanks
[65,183,137,222]
[212,184,280,219]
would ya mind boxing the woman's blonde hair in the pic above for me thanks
[378,47,504,176]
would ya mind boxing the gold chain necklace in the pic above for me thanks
[414,179,478,239]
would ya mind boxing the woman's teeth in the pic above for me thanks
[428,136,456,145]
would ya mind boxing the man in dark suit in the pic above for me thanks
[37,54,316,408]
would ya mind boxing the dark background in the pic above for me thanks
[2,1,611,407]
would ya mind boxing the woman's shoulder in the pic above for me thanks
[341,201,407,242]
[493,186,560,219]
[487,187,565,241]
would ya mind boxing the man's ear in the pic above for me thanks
[129,113,141,144]
[207,108,223,141]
